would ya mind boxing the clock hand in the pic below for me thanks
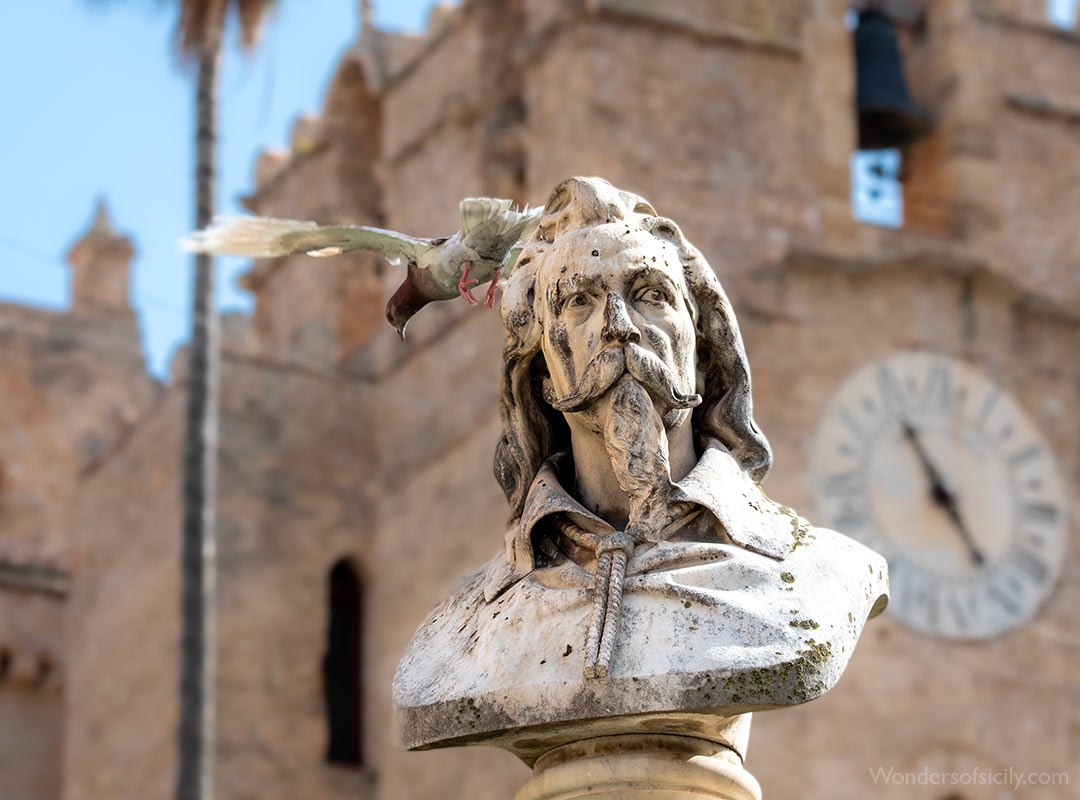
[901,421,986,566]
[930,481,986,567]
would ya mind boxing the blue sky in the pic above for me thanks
[0,0,452,377]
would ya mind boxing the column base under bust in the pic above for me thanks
[516,733,761,800]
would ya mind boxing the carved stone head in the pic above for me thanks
[494,177,772,524]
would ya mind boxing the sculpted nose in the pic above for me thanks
[601,293,641,345]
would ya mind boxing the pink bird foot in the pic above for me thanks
[458,261,479,305]
[484,276,499,309]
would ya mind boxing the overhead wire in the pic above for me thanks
[0,232,189,320]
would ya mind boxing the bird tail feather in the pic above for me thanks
[505,204,543,243]
[459,198,512,237]
[459,198,543,244]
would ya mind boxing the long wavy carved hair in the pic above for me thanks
[494,178,772,525]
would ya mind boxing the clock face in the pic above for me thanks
[809,352,1068,639]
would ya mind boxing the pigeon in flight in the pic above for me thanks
[182,197,541,336]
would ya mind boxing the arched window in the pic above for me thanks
[323,558,363,766]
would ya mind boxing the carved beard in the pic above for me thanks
[544,342,699,539]
[603,378,676,542]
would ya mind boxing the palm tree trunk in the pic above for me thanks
[177,41,221,800]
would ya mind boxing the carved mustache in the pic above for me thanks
[550,344,703,413]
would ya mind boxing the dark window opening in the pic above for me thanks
[323,558,363,766]
[35,652,53,687]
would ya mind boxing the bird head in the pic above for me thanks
[385,300,411,338]
[385,263,431,339]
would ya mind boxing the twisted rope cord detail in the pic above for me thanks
[593,548,628,678]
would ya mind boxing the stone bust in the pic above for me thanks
[394,178,888,763]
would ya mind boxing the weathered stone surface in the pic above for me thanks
[0,570,65,800]
[0,204,153,800]
[516,732,762,800]
[63,391,182,800]
[396,522,886,758]
[0,230,152,564]
[393,179,887,779]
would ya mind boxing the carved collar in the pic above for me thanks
[484,439,800,602]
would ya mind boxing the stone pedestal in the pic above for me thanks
[516,734,761,800]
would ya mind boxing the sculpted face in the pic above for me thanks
[536,225,699,433]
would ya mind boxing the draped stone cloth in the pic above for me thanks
[394,440,889,752]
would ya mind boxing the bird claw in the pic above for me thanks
[484,279,498,309]
[459,261,480,305]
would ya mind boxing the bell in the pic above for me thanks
[854,9,932,150]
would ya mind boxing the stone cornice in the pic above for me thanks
[772,246,1080,326]
[0,563,69,598]
[1006,93,1080,125]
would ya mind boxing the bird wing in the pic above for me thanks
[459,198,542,260]
[181,216,435,264]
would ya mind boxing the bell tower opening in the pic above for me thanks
[323,558,363,766]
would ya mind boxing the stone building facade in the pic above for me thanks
[2,1,1078,798]
[0,204,155,799]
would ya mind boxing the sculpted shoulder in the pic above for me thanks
[395,516,889,752]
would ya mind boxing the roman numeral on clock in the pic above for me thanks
[921,362,952,415]
[876,364,907,420]
[1012,547,1050,586]
[1021,501,1059,525]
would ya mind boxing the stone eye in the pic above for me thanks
[564,293,591,310]
[636,287,671,306]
